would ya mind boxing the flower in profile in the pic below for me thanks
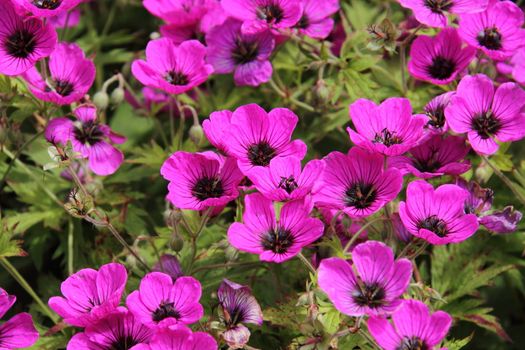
[206,19,275,87]
[126,272,204,327]
[389,135,471,179]
[424,91,454,134]
[399,180,479,245]
[458,0,525,60]
[318,241,412,316]
[153,254,184,281]
[223,104,307,174]
[48,263,127,327]
[45,105,126,176]
[66,308,153,350]
[12,0,84,17]
[295,0,339,39]
[445,74,525,155]
[217,279,263,348]
[480,206,523,234]
[160,151,244,211]
[221,0,302,34]
[49,8,81,28]
[391,212,412,243]
[248,157,324,202]
[23,42,95,105]
[368,299,452,350]
[314,147,403,218]
[0,1,57,76]
[143,0,210,25]
[203,110,233,155]
[408,28,476,85]
[348,98,427,156]
[132,326,218,350]
[497,48,525,85]
[0,288,39,349]
[398,0,488,28]
[132,39,213,95]
[228,193,324,263]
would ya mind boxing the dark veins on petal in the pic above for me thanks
[373,128,403,147]
[110,336,139,350]
[351,282,386,308]
[427,56,456,80]
[424,0,453,14]
[257,4,284,23]
[232,38,259,64]
[222,304,249,327]
[425,104,446,129]
[471,111,501,139]
[33,0,62,9]
[45,80,74,96]
[296,15,309,29]
[477,27,503,50]
[165,71,189,85]
[413,147,441,173]
[278,175,298,194]
[261,226,294,254]
[74,121,105,146]
[418,215,448,237]
[247,141,276,166]
[396,336,429,350]
[192,177,224,201]
[4,29,37,59]
[152,301,181,322]
[344,182,377,209]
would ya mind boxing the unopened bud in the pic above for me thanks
[110,88,125,105]
[189,124,204,146]
[169,234,184,252]
[93,91,109,110]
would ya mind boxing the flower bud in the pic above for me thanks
[189,124,204,146]
[110,88,125,105]
[169,234,184,252]
[93,91,109,110]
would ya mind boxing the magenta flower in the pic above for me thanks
[458,0,525,60]
[314,147,403,218]
[389,135,471,179]
[248,157,324,202]
[66,308,153,350]
[228,193,324,263]
[143,0,210,25]
[45,105,126,176]
[0,1,57,76]
[160,151,243,211]
[153,254,184,281]
[132,39,213,95]
[221,0,302,34]
[12,0,83,17]
[217,279,263,348]
[203,110,233,155]
[445,74,525,155]
[399,180,479,245]
[0,288,38,349]
[368,299,452,350]
[399,0,488,28]
[49,8,81,28]
[318,241,412,316]
[223,104,307,174]
[408,28,476,85]
[424,91,454,134]
[497,48,525,85]
[23,42,95,105]
[206,19,275,86]
[480,206,523,234]
[348,98,427,156]
[295,0,339,39]
[133,326,218,350]
[48,263,127,327]
[160,22,204,45]
[126,273,204,327]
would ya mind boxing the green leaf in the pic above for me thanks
[443,334,474,350]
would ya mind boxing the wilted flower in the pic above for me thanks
[399,0,488,28]
[295,0,339,39]
[424,91,454,134]
[480,206,523,234]
[0,288,39,349]
[153,254,184,280]
[132,326,218,350]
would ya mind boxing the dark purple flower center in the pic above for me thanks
[45,80,74,97]
[152,301,180,322]
[351,282,386,308]
[373,128,403,147]
[191,176,224,201]
[477,27,503,50]
[418,215,448,237]
[344,182,377,209]
[74,121,105,145]
[278,175,298,194]
[413,147,441,173]
[256,4,284,24]
[471,111,501,139]
[261,226,294,253]
[33,0,62,9]
[4,29,37,59]
[165,71,189,85]
[232,38,259,64]
[222,304,249,327]
[427,56,456,80]
[425,104,446,129]
[247,141,276,166]
[110,336,140,350]
[424,0,453,14]
[396,336,429,350]
[296,15,309,29]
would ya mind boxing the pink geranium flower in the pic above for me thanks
[12,0,83,17]
[389,135,471,179]
[348,98,427,156]
[221,0,302,34]
[143,0,210,26]
[0,288,39,349]
[206,19,275,87]
[399,180,479,245]
[295,0,339,39]
[222,104,307,175]
[45,105,126,176]
[399,0,488,28]
[408,28,476,85]
[458,0,525,60]
[248,157,324,202]
[368,299,452,350]
[314,147,403,218]
[133,326,218,350]
[49,8,81,28]
[318,241,412,316]
[48,263,127,327]
[497,47,525,85]
[0,0,57,76]
[23,42,95,105]
[126,273,204,328]
[424,91,455,134]
[445,74,525,155]
[160,151,244,211]
[227,193,324,263]
[132,39,213,95]
[203,110,233,155]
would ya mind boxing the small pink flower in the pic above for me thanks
[295,0,339,39]
[143,0,210,25]
[399,0,488,28]
[368,299,452,350]
[399,180,479,244]
[203,110,233,155]
[45,105,126,176]
[228,193,324,263]
[445,74,525,155]
[132,326,218,350]
[424,91,455,133]
[13,0,84,17]
[0,288,39,349]
[408,28,476,85]
[132,39,213,95]
[126,273,204,328]
[49,8,81,28]
[496,47,525,85]
[318,241,412,316]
